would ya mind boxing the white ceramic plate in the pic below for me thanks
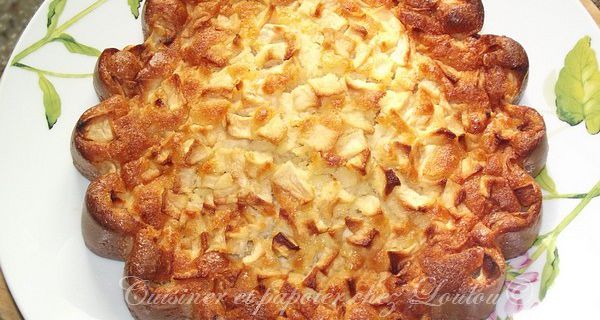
[0,0,599,319]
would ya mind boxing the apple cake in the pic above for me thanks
[72,0,547,319]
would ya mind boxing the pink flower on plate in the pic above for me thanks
[505,296,524,315]
[504,271,539,316]
[486,310,497,320]
[506,272,539,295]
[508,253,532,270]
[491,253,542,319]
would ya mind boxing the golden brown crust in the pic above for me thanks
[82,201,133,260]
[412,34,529,108]
[426,247,505,320]
[71,128,101,181]
[94,47,145,100]
[523,133,548,178]
[73,0,547,319]
[72,95,128,179]
[85,173,143,235]
[396,0,484,37]
[494,208,541,259]
[142,0,188,45]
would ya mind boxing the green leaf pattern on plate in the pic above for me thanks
[555,36,600,134]
[11,0,139,129]
[539,247,559,300]
[128,0,143,19]
[46,0,67,33]
[37,73,61,129]
[535,166,558,195]
[53,33,101,56]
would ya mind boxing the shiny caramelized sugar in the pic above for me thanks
[74,0,547,319]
